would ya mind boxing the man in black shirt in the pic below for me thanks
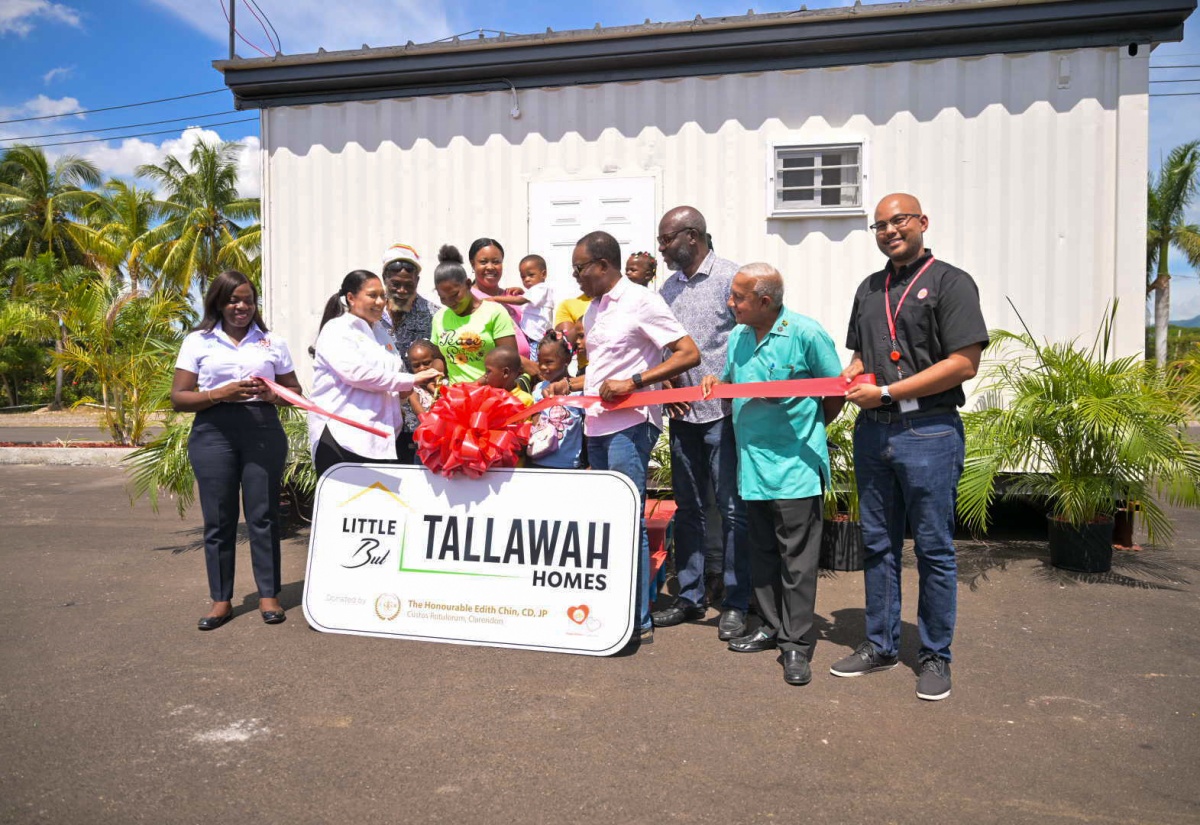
[830,193,988,701]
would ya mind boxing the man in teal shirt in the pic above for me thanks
[701,263,843,685]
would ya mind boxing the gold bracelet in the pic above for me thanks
[207,390,215,405]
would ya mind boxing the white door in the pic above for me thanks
[528,177,658,302]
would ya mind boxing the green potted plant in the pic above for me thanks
[821,405,863,571]
[645,422,676,594]
[958,307,1200,573]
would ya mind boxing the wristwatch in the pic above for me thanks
[879,385,893,405]
[632,372,645,389]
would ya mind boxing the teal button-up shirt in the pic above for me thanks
[721,307,842,501]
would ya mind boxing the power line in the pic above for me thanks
[220,0,271,57]
[1150,78,1200,84]
[12,117,257,149]
[0,89,227,126]
[1150,63,1200,69]
[250,0,282,53]
[245,0,281,54]
[1,111,239,143]
[1150,91,1200,97]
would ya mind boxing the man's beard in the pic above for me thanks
[388,294,416,313]
[664,244,695,273]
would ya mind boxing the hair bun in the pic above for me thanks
[438,244,463,265]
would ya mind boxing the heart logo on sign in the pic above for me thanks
[585,617,601,632]
[568,605,589,624]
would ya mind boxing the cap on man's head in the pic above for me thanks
[382,243,422,274]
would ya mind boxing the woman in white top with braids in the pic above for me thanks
[309,269,441,477]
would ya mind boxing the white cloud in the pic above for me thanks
[0,94,82,123]
[71,126,262,199]
[42,65,71,84]
[0,0,81,36]
[145,0,455,54]
[22,94,82,118]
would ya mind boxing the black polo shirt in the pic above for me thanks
[845,249,988,412]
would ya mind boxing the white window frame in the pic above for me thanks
[766,137,868,219]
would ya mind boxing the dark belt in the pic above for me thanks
[860,406,957,424]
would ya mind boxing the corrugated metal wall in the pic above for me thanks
[261,46,1148,384]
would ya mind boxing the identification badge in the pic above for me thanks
[899,398,919,414]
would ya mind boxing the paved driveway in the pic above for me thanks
[2,466,1197,824]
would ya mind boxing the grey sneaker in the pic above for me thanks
[829,641,899,677]
[916,656,951,701]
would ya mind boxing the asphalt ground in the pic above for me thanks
[1,465,1198,825]
[0,426,114,443]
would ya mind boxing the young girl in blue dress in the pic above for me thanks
[527,330,585,469]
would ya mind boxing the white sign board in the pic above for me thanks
[303,464,641,656]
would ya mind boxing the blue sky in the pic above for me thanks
[1,0,1199,317]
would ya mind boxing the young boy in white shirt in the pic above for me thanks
[515,254,555,344]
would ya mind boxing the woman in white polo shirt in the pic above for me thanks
[309,269,441,477]
[171,270,303,631]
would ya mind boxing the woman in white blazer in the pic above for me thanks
[309,269,441,477]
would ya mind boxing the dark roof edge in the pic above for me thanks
[217,0,1196,111]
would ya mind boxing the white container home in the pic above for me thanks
[218,0,1195,382]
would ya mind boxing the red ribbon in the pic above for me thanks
[414,383,533,478]
[257,376,390,437]
[509,374,876,426]
[259,373,876,478]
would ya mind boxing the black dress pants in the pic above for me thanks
[313,424,402,478]
[188,403,287,602]
[746,496,823,656]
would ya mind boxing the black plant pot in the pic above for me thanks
[1047,516,1114,574]
[820,517,864,571]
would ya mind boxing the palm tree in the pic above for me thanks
[3,254,94,409]
[1147,140,1200,367]
[219,219,262,286]
[0,144,101,263]
[82,179,171,295]
[137,140,259,296]
[959,308,1200,546]
[54,270,191,444]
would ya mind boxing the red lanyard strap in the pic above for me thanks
[884,256,936,350]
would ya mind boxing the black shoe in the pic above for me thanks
[197,611,233,631]
[717,608,747,641]
[622,625,654,652]
[261,610,286,625]
[782,651,812,686]
[829,641,899,677]
[916,656,952,701]
[727,629,777,653]
[651,599,706,628]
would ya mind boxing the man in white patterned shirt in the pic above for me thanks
[652,206,751,642]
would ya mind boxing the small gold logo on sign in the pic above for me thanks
[374,593,401,621]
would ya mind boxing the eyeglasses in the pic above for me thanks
[572,258,599,276]
[656,226,698,246]
[385,262,417,275]
[869,214,922,234]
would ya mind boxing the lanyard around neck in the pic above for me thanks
[883,256,935,361]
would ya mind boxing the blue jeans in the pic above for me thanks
[853,413,964,661]
[669,417,750,611]
[588,421,657,632]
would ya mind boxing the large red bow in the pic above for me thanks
[414,383,532,478]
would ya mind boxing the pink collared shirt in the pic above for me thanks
[582,276,687,437]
